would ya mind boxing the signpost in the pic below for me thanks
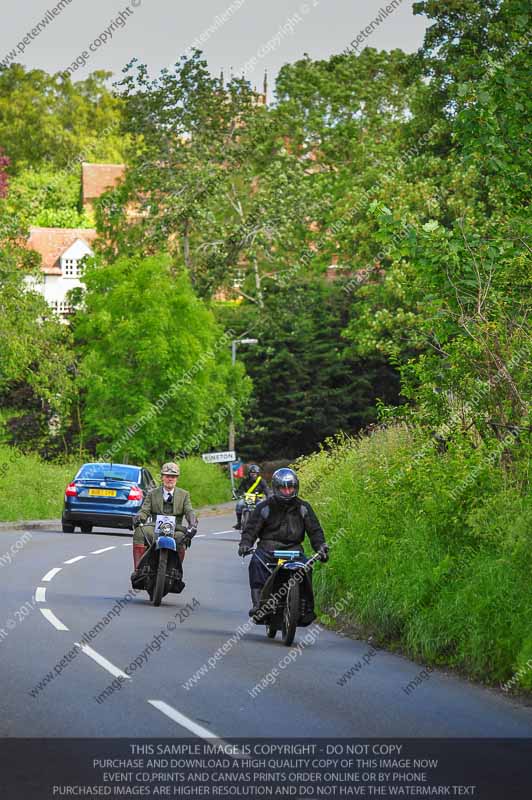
[202,451,236,464]
[202,451,238,494]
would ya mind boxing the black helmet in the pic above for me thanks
[272,468,299,502]
[247,464,260,477]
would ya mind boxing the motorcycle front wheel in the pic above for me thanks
[152,550,168,607]
[282,580,299,646]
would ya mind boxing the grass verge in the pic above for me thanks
[297,426,532,693]
[0,447,231,523]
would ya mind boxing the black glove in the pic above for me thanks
[183,528,197,548]
[133,514,143,527]
[238,544,252,557]
[317,544,329,563]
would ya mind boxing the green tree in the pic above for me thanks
[73,252,251,461]
[216,279,401,459]
[7,167,92,228]
[0,200,74,450]
[0,66,125,173]
[101,52,321,300]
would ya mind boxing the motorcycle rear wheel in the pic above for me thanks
[153,550,168,607]
[282,581,299,646]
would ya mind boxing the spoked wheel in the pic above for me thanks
[152,550,168,607]
[282,581,300,646]
[267,624,277,639]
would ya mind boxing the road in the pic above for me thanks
[1,510,531,796]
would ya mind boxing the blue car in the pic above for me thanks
[61,463,156,533]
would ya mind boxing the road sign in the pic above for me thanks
[202,451,236,464]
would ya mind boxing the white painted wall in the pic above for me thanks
[26,238,94,318]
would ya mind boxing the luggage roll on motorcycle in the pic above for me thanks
[131,516,192,606]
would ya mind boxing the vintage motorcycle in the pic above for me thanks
[132,518,194,606]
[240,491,266,531]
[245,548,325,646]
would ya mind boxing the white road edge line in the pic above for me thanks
[64,555,86,564]
[148,700,223,742]
[76,643,131,680]
[91,546,116,555]
[212,530,236,535]
[40,608,69,631]
[122,543,132,546]
[42,567,62,582]
[195,534,206,538]
[35,587,46,603]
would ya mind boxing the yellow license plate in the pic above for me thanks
[88,489,117,497]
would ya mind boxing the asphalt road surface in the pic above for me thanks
[1,510,532,740]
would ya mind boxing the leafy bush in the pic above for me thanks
[297,426,532,691]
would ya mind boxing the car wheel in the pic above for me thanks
[80,523,93,534]
[62,523,75,533]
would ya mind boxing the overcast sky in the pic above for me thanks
[1,0,428,95]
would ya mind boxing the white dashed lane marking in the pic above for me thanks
[64,555,86,564]
[42,567,62,582]
[40,608,69,631]
[76,643,130,680]
[91,546,116,555]
[148,700,222,741]
[35,587,46,603]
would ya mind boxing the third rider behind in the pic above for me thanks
[238,467,329,616]
[233,464,270,530]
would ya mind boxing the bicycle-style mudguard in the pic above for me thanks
[257,559,316,627]
[156,535,177,551]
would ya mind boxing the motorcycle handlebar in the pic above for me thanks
[241,547,328,563]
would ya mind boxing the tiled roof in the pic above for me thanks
[27,227,97,274]
[82,163,125,202]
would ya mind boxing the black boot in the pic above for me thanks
[249,587,263,618]
[233,517,242,530]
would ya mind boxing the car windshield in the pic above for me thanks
[76,465,140,483]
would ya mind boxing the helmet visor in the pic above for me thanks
[279,485,295,497]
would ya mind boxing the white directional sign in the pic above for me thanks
[202,451,236,464]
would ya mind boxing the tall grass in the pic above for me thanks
[0,447,231,523]
[296,426,532,692]
[0,446,76,521]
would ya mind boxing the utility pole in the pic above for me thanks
[229,338,258,492]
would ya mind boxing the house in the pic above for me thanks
[25,227,98,318]
[25,162,126,318]
[81,163,125,214]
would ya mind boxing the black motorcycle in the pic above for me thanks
[245,549,325,646]
[132,520,192,606]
